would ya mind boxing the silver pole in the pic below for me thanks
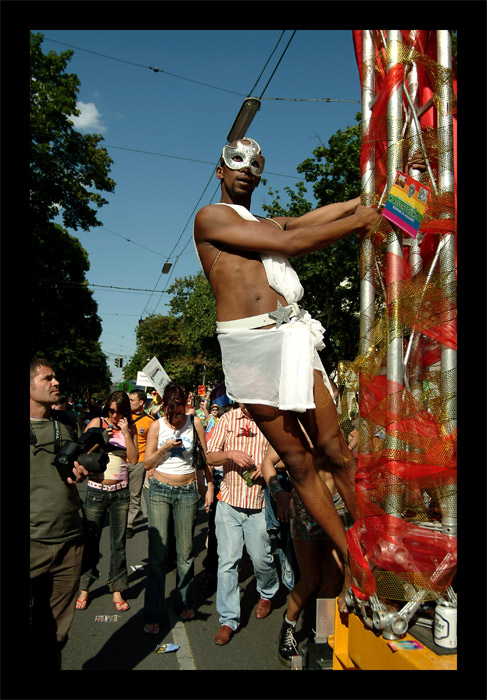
[436,30,457,434]
[384,30,405,516]
[436,30,457,540]
[359,30,376,356]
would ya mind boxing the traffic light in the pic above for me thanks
[114,357,124,368]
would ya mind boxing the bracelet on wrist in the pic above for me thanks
[268,476,283,500]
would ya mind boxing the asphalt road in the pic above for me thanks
[61,482,321,673]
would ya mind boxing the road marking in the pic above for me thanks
[168,608,197,670]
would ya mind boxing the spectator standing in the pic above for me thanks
[143,384,213,634]
[261,443,352,666]
[195,396,209,428]
[76,391,139,612]
[202,403,223,588]
[126,390,155,537]
[206,404,280,646]
[30,358,89,670]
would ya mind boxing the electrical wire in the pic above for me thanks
[42,37,247,97]
[257,31,296,99]
[103,144,302,179]
[146,31,299,315]
[42,37,359,104]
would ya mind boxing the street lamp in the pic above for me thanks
[162,262,172,274]
[226,97,261,143]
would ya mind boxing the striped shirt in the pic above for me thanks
[206,407,268,510]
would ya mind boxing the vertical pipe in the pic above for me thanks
[436,30,457,433]
[359,29,376,356]
[358,30,377,458]
[404,53,424,392]
[384,30,405,516]
[436,30,457,539]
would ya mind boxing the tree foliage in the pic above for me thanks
[30,33,115,395]
[262,113,363,374]
[123,273,222,392]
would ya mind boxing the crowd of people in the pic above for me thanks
[30,357,357,670]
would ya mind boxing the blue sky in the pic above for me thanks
[33,29,362,384]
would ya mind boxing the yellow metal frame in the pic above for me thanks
[328,599,457,670]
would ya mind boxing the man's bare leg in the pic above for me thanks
[299,371,357,521]
[245,403,351,611]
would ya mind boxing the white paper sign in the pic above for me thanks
[136,371,153,387]
[142,357,171,395]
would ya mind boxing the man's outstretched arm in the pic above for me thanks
[194,202,380,259]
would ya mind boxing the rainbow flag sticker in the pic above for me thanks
[382,171,430,239]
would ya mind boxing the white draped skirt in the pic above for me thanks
[217,313,334,413]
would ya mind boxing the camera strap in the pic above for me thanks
[29,419,64,455]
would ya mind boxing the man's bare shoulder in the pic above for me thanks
[194,203,242,242]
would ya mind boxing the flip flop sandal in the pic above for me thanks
[143,623,160,635]
[113,599,130,612]
[75,597,88,610]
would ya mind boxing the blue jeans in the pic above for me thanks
[263,485,297,592]
[80,485,130,592]
[144,477,199,623]
[215,500,279,631]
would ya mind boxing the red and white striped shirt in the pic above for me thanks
[206,407,268,510]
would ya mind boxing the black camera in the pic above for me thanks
[54,427,109,484]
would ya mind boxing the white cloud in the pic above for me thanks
[70,101,107,133]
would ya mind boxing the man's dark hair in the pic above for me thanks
[129,389,147,403]
[30,357,52,383]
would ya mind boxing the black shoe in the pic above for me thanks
[126,527,134,539]
[278,616,298,667]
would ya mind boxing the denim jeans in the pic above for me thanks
[215,500,279,631]
[263,485,297,592]
[144,477,199,623]
[80,485,130,592]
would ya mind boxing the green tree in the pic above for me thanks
[123,314,186,386]
[168,272,221,386]
[30,32,115,232]
[124,273,222,393]
[30,32,115,395]
[262,114,362,374]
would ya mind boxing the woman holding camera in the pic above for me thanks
[142,383,213,635]
[75,391,139,612]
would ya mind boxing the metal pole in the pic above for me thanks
[384,30,405,516]
[436,30,457,539]
[359,30,376,356]
[436,30,457,433]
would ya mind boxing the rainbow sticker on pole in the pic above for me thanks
[382,171,430,239]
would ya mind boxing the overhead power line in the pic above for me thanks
[42,37,359,103]
[43,37,246,96]
[103,144,302,179]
